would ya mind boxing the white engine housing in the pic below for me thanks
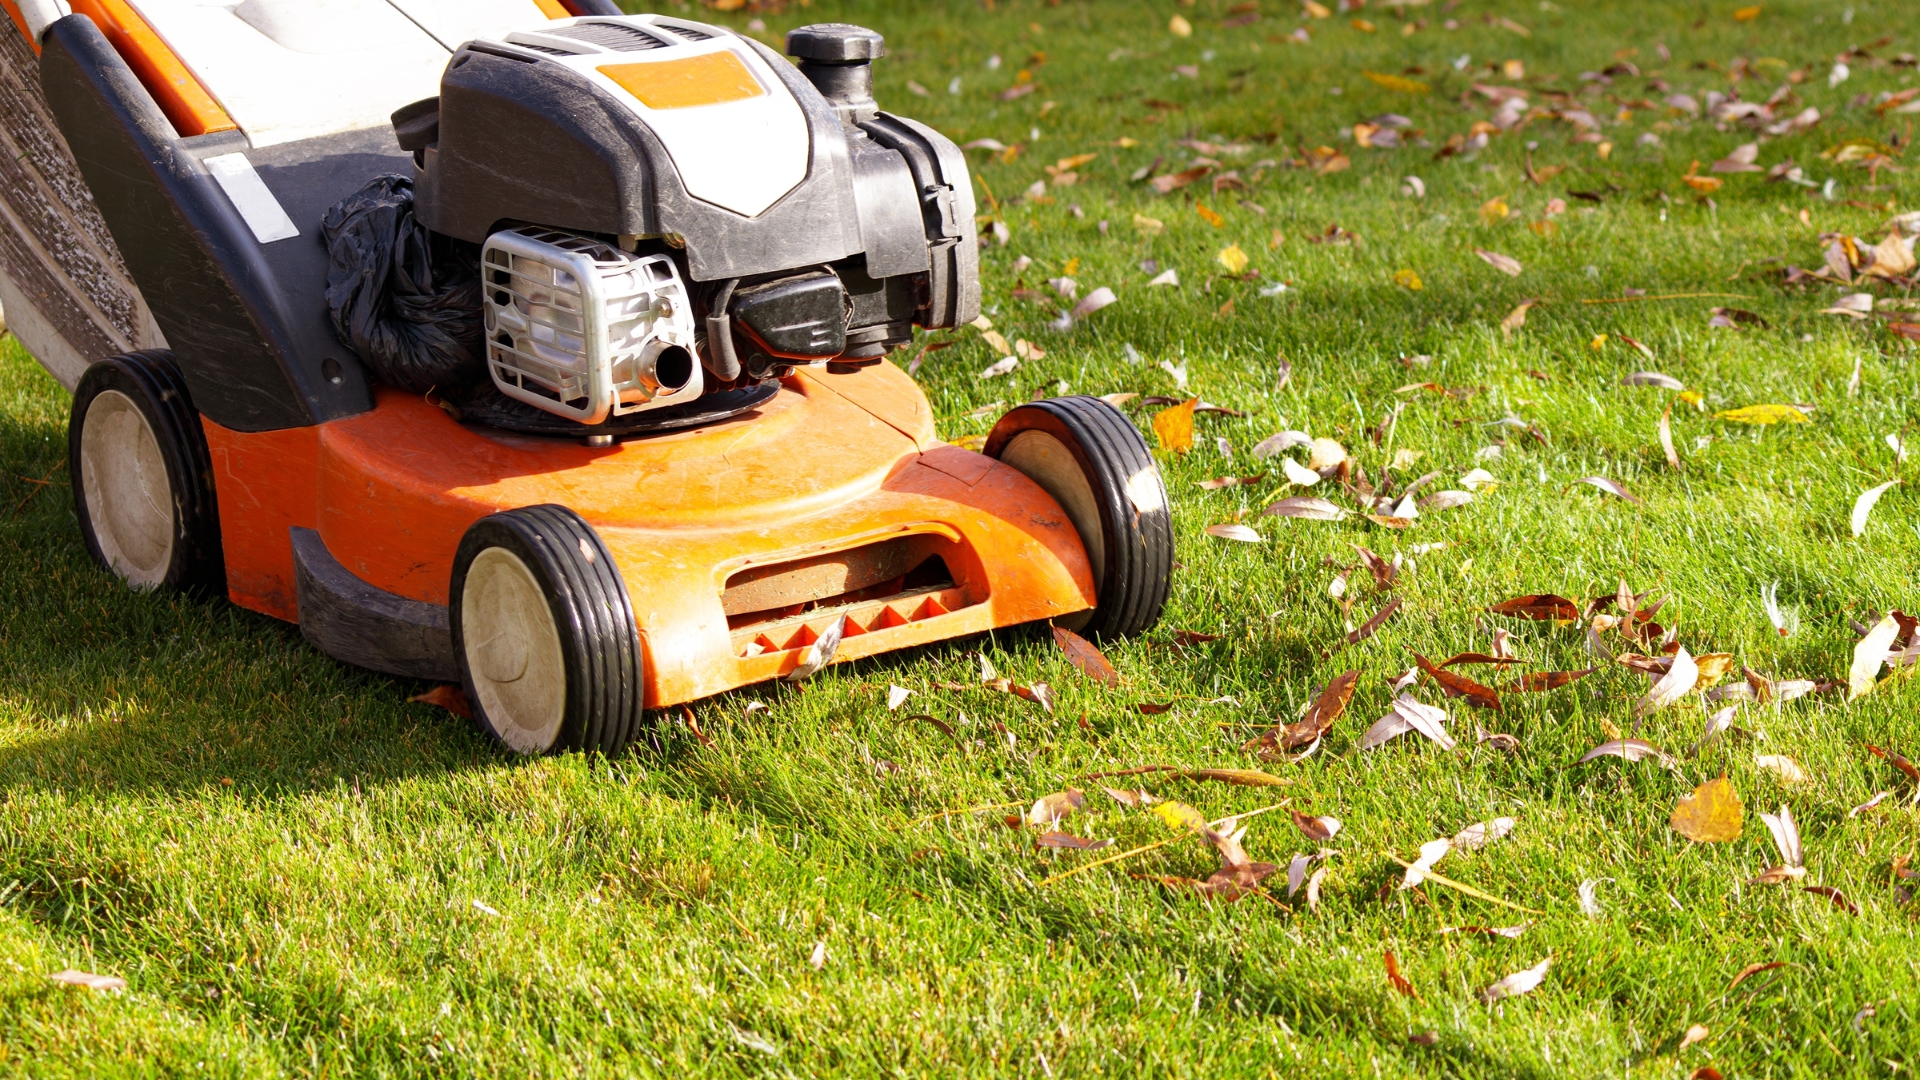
[481,227,702,426]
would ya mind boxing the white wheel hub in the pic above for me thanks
[80,389,175,590]
[999,429,1102,626]
[462,547,567,754]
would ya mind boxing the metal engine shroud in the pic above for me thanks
[401,13,980,422]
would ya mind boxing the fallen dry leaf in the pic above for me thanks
[1579,738,1673,766]
[1252,430,1313,458]
[1507,669,1595,693]
[1678,1024,1711,1051]
[1575,476,1643,506]
[1637,647,1699,716]
[1475,249,1524,276]
[1489,594,1580,621]
[1291,808,1342,841]
[1384,949,1418,997]
[1756,755,1809,785]
[1265,496,1350,521]
[1659,409,1680,470]
[888,685,914,711]
[1341,596,1403,649]
[1500,300,1538,336]
[1452,817,1517,851]
[1364,70,1430,94]
[48,969,126,992]
[1865,742,1920,783]
[1206,523,1262,543]
[1728,961,1787,991]
[1036,832,1114,851]
[1198,474,1266,490]
[1671,776,1744,842]
[1438,653,1522,669]
[1714,404,1810,425]
[1414,653,1502,711]
[1850,614,1900,700]
[1053,626,1120,687]
[1152,397,1198,452]
[1479,958,1552,1004]
[1362,694,1454,751]
[1622,371,1685,390]
[1027,789,1086,826]
[1401,837,1454,888]
[1803,885,1858,914]
[1851,481,1898,537]
[410,684,472,719]
[1249,670,1360,756]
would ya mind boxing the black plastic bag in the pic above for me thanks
[321,175,483,394]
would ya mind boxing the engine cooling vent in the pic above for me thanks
[657,24,714,41]
[509,41,573,56]
[549,22,670,51]
[481,227,702,426]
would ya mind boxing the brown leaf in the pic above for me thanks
[1176,768,1291,787]
[1500,300,1538,336]
[1384,950,1418,998]
[409,684,472,719]
[1727,960,1787,992]
[901,713,957,739]
[1151,165,1212,194]
[1035,832,1114,851]
[1198,474,1267,489]
[1026,789,1086,826]
[1413,653,1502,711]
[1362,513,1414,529]
[1341,597,1403,649]
[1488,594,1581,621]
[1290,808,1342,841]
[1866,743,1920,782]
[1506,668,1595,692]
[1053,626,1120,687]
[1438,652,1526,668]
[1354,545,1399,589]
[1248,670,1360,755]
[1137,701,1174,715]
[1803,885,1859,914]
[1173,630,1222,646]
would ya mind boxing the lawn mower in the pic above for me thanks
[0,0,1174,756]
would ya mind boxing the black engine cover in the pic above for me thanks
[730,272,848,359]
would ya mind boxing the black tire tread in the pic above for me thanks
[985,395,1172,638]
[450,505,644,757]
[69,350,225,593]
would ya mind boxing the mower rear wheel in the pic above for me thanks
[69,351,224,593]
[450,506,645,757]
[985,396,1173,638]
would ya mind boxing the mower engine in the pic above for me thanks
[399,13,978,427]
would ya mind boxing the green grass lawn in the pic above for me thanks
[3,0,1918,1075]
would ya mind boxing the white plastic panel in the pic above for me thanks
[123,0,554,146]
[504,19,811,219]
[384,0,557,51]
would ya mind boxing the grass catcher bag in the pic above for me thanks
[322,175,483,395]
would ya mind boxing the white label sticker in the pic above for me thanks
[202,153,299,244]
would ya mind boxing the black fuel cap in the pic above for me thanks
[786,23,885,64]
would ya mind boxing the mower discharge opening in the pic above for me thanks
[721,534,981,659]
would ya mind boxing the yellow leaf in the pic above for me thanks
[1671,776,1744,843]
[1362,70,1430,94]
[1677,389,1704,409]
[1303,0,1331,16]
[982,330,1011,355]
[1062,257,1080,276]
[1596,141,1613,161]
[1196,202,1225,228]
[1054,153,1098,172]
[1590,334,1608,350]
[1529,219,1559,237]
[1351,18,1376,32]
[1714,404,1810,425]
[1733,4,1761,20]
[1217,244,1249,274]
[1479,197,1511,223]
[950,434,987,451]
[1113,137,1140,148]
[1152,800,1208,833]
[1152,398,1199,453]
[1683,174,1723,193]
[1132,213,1165,235]
[1393,268,1423,291]
[1169,14,1192,36]
[1692,653,1735,691]
[1500,300,1537,335]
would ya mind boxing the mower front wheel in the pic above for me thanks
[450,506,645,757]
[69,351,224,593]
[985,396,1173,638]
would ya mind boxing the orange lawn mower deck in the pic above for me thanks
[2,2,1173,756]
